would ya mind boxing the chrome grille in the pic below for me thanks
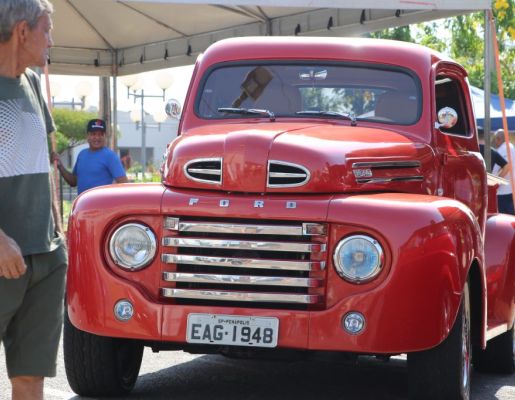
[184,158,222,184]
[267,160,310,188]
[160,218,327,309]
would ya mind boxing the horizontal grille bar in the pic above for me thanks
[162,237,326,253]
[161,254,323,271]
[161,288,321,304]
[165,220,306,235]
[163,272,320,287]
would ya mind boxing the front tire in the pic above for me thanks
[408,282,471,400]
[63,312,144,397]
[473,326,514,374]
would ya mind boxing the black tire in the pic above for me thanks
[408,282,471,400]
[473,326,514,374]
[63,312,144,397]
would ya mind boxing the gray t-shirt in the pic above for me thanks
[0,69,62,255]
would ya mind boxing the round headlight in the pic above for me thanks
[333,235,383,283]
[109,223,157,270]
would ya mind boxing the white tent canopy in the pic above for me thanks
[49,0,490,76]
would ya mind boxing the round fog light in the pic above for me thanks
[114,300,134,322]
[343,312,365,335]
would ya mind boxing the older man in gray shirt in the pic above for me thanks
[0,1,67,399]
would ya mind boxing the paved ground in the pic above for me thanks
[1,336,514,400]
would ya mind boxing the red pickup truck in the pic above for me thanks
[64,37,515,400]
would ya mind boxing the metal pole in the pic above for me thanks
[112,76,118,150]
[141,90,147,179]
[60,174,63,221]
[484,10,492,171]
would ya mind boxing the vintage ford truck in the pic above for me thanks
[64,37,515,399]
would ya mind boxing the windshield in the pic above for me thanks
[196,63,421,125]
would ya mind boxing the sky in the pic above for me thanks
[41,64,195,120]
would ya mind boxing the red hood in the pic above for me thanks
[162,122,435,194]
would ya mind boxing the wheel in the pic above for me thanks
[474,326,514,374]
[408,282,471,400]
[63,312,144,397]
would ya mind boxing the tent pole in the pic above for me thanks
[488,10,515,212]
[112,76,118,150]
[43,64,64,233]
[483,10,492,172]
[112,51,119,151]
[99,76,112,148]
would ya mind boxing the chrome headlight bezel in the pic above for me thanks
[333,234,384,283]
[109,223,157,271]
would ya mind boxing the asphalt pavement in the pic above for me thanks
[1,335,514,400]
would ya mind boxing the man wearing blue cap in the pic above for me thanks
[53,118,128,194]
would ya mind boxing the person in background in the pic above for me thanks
[492,129,515,214]
[53,119,128,194]
[479,140,509,175]
[0,1,68,399]
[120,149,132,171]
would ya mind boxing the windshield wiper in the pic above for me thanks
[296,110,357,126]
[218,107,275,122]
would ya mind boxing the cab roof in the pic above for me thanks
[199,36,453,77]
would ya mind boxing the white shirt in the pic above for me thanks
[493,142,515,195]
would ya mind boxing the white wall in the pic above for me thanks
[116,110,178,168]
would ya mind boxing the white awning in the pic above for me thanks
[48,0,491,76]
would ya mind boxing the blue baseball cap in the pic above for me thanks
[87,119,106,132]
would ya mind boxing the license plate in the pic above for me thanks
[186,313,279,348]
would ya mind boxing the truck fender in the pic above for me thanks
[327,193,483,349]
[483,214,515,342]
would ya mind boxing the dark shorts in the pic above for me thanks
[0,245,67,378]
[497,194,515,215]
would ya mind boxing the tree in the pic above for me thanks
[435,0,514,99]
[371,1,515,99]
[51,108,97,153]
[371,25,414,42]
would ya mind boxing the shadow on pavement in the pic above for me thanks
[68,353,513,400]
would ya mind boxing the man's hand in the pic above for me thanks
[51,151,62,167]
[0,230,26,279]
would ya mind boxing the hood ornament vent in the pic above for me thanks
[268,160,310,188]
[184,158,222,185]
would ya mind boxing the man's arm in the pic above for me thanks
[497,164,510,178]
[52,152,78,187]
[491,149,510,178]
[107,150,129,185]
[0,229,27,279]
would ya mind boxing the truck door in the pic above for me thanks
[432,63,487,230]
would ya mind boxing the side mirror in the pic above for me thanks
[165,98,182,120]
[436,107,458,129]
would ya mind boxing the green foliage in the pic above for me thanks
[371,25,415,42]
[371,1,515,99]
[417,22,447,53]
[301,87,379,116]
[51,108,97,153]
[127,161,142,174]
